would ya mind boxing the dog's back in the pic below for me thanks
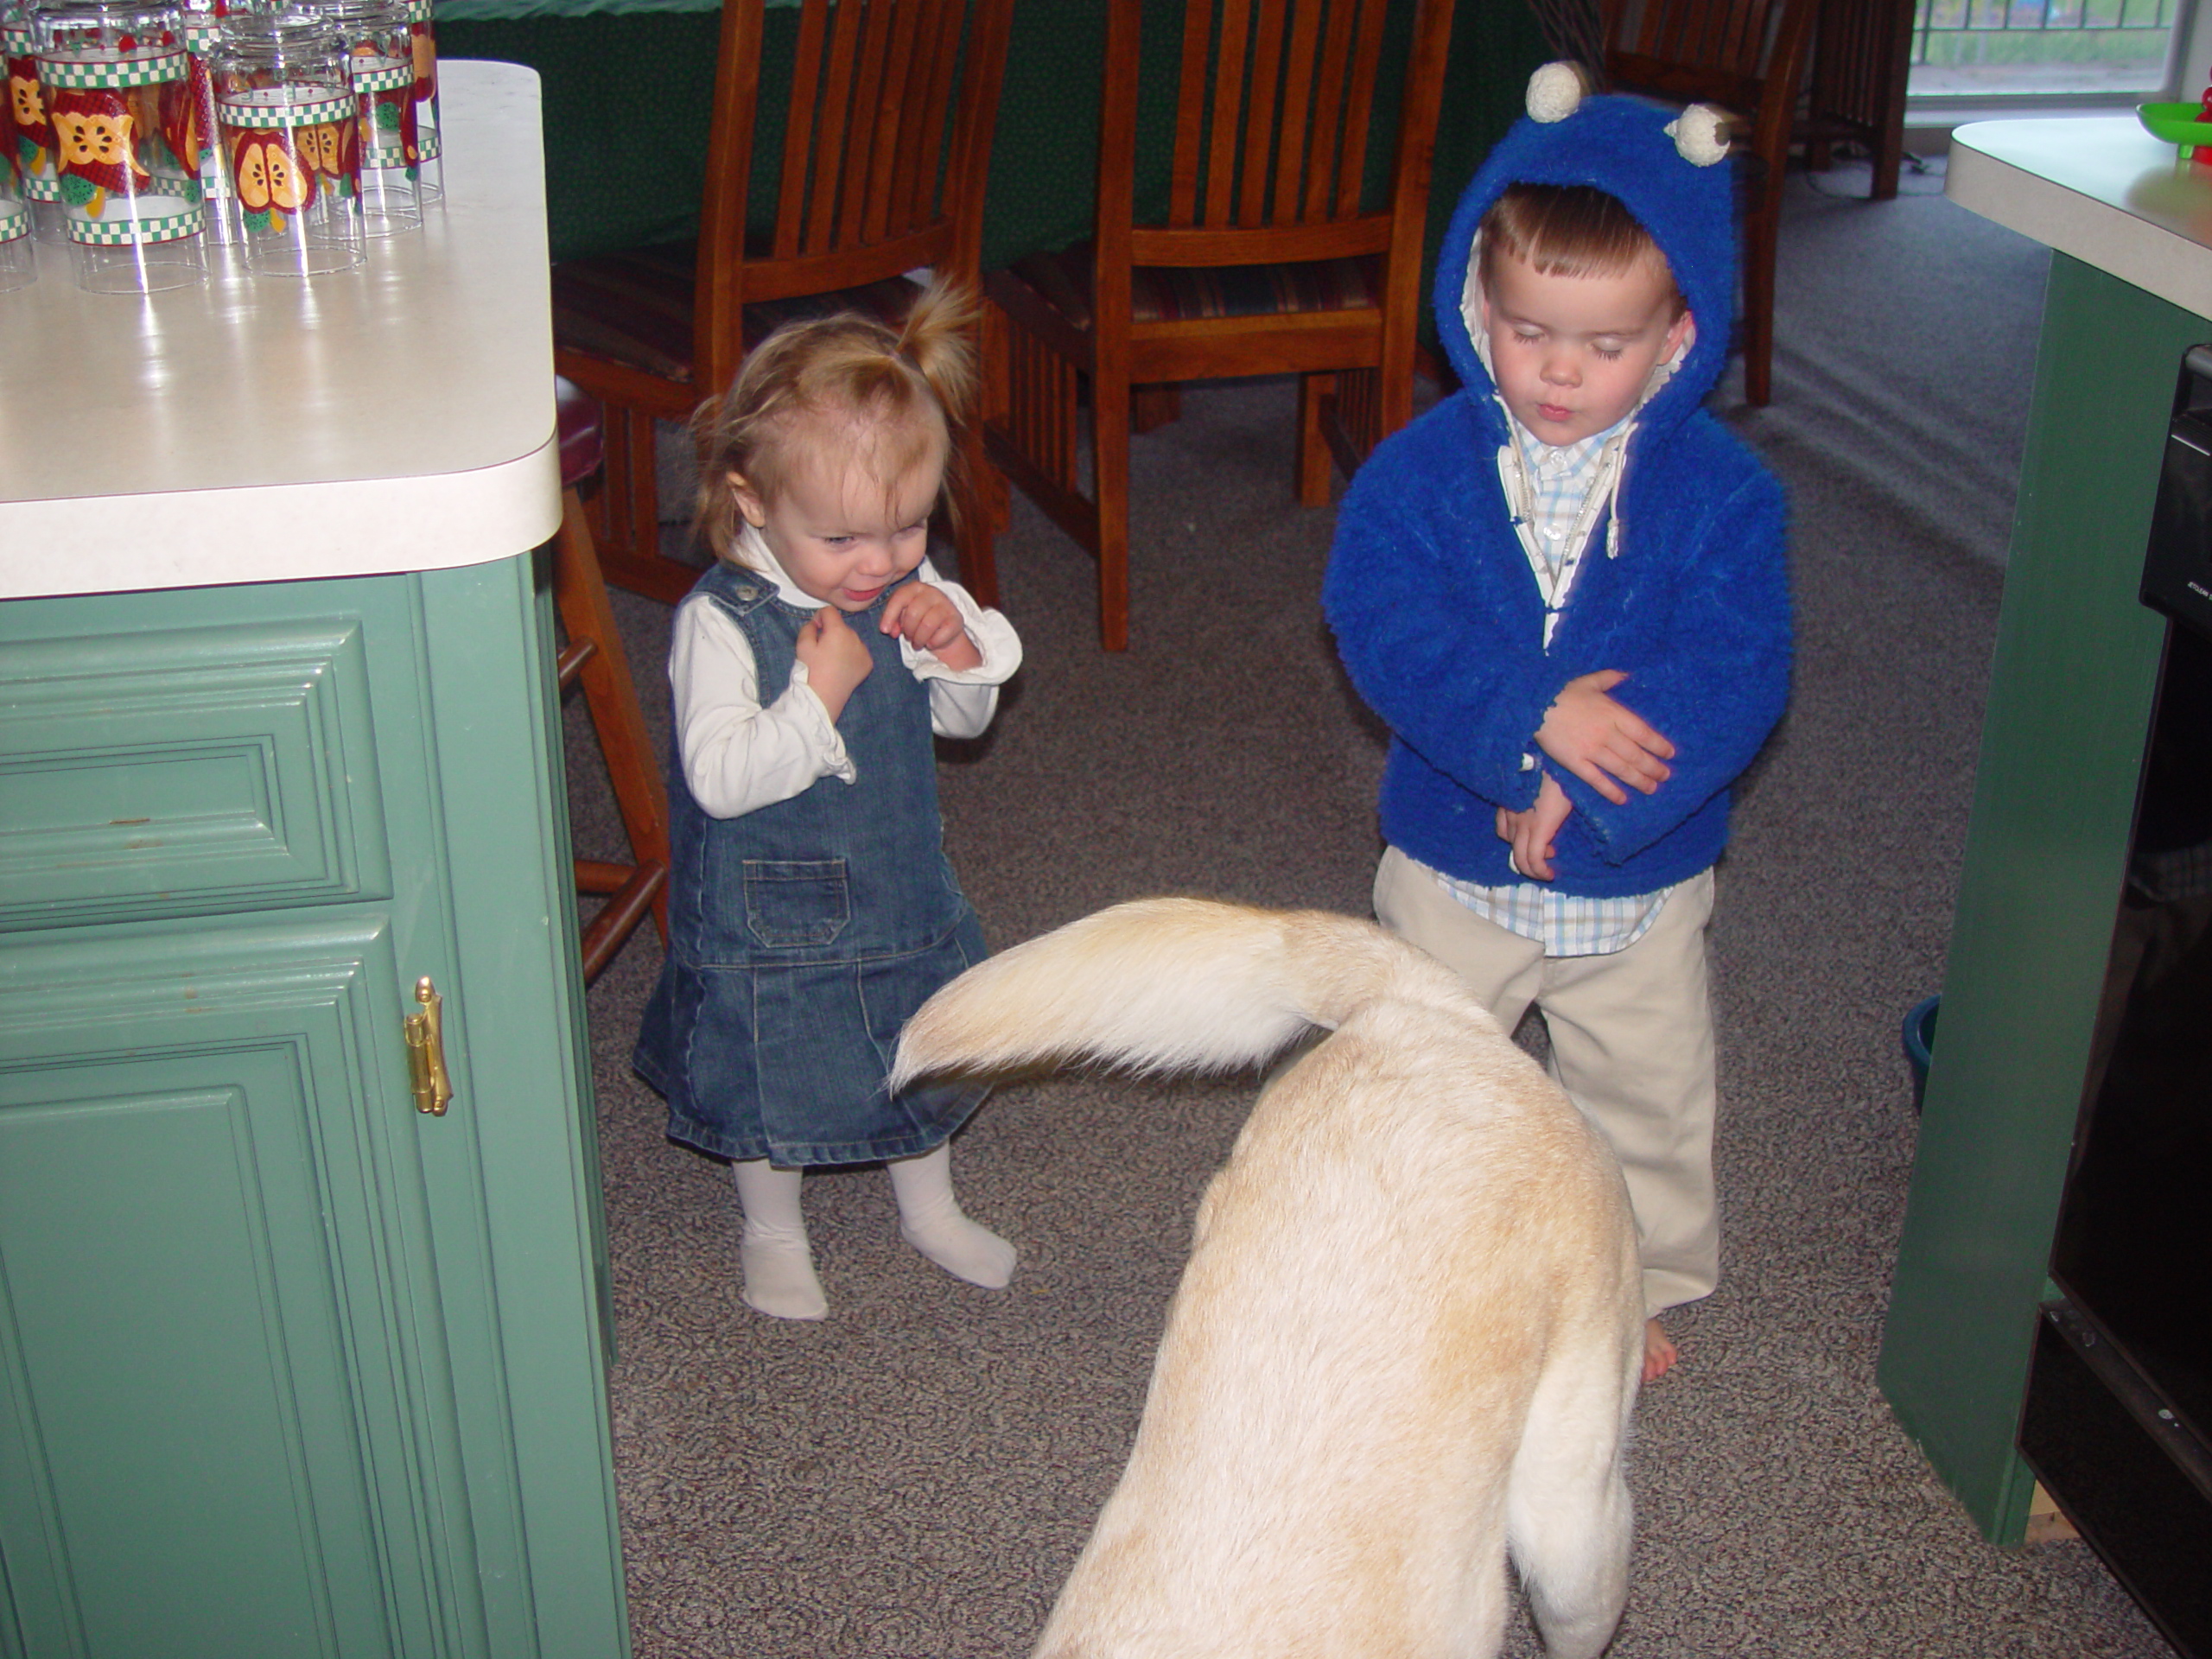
[893,899,1643,1659]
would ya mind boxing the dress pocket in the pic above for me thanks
[742,859,850,948]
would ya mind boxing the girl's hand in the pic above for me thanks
[1535,669,1675,804]
[1496,772,1574,882]
[795,606,874,721]
[881,581,982,671]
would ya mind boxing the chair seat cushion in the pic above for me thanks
[554,377,605,488]
[1001,244,1382,332]
[552,245,930,386]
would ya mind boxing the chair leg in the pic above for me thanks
[552,484,672,982]
[592,406,702,607]
[978,303,1015,537]
[1742,191,1783,407]
[950,422,1001,607]
[1131,384,1180,435]
[1093,365,1133,652]
[1296,372,1336,507]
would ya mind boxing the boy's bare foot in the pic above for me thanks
[1643,1318,1679,1383]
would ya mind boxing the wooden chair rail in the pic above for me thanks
[1605,51,1762,114]
[1128,216,1394,269]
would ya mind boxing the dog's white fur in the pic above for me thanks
[891,898,1643,1659]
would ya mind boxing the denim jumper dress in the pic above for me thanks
[633,563,990,1166]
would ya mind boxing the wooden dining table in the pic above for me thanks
[439,0,1548,279]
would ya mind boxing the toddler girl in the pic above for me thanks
[632,283,1021,1320]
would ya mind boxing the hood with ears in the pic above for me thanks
[1435,68,1738,444]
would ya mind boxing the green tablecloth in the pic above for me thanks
[441,0,1544,284]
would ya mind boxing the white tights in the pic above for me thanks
[730,1143,1014,1320]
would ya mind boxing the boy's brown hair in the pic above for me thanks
[1477,183,1685,315]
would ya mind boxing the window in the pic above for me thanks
[1910,0,2188,99]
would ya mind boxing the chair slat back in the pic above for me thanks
[1147,0,1402,251]
[694,0,1012,392]
[1622,0,1772,78]
[774,0,970,261]
[1605,0,1815,140]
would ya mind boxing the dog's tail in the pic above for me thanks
[891,896,1474,1089]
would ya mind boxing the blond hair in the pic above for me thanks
[692,278,981,566]
[1477,183,1683,315]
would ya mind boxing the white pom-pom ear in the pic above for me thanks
[1526,61,1586,124]
[1666,104,1731,166]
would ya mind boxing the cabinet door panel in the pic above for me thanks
[0,916,477,1659]
[0,620,391,932]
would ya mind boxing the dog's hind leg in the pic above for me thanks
[1503,1357,1636,1659]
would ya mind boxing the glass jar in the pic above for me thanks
[31,0,207,291]
[209,7,362,274]
[174,0,235,242]
[401,0,432,200]
[0,128,33,284]
[315,0,416,235]
[3,0,64,241]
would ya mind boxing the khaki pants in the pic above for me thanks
[1374,846,1719,1317]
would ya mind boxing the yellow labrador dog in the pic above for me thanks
[891,898,1643,1659]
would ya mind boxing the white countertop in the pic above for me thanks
[0,58,561,600]
[1948,114,2212,321]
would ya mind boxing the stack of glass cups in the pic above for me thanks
[402,0,432,200]
[32,0,207,292]
[319,0,416,236]
[209,7,362,275]
[3,0,64,241]
[0,128,32,284]
[175,0,236,244]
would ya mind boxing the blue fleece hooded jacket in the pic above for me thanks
[1324,89,1791,898]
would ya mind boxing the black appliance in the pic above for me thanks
[2019,345,2212,1659]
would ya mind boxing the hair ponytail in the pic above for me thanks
[691,276,982,568]
[893,276,980,434]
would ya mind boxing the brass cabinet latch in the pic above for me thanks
[404,976,454,1116]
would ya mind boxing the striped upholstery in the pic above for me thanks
[1001,244,1384,332]
[551,246,929,386]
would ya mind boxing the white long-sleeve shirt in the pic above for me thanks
[670,534,1020,820]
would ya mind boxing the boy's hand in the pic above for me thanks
[1497,772,1574,882]
[881,582,982,671]
[795,606,873,721]
[1536,670,1675,804]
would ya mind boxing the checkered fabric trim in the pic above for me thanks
[37,49,186,88]
[23,171,61,202]
[0,201,29,240]
[219,91,355,128]
[415,125,439,158]
[1003,242,1382,332]
[405,0,433,20]
[65,197,202,242]
[350,60,411,92]
[551,247,925,385]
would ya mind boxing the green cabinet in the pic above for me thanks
[0,556,627,1657]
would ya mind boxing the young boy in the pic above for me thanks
[1324,75,1791,1382]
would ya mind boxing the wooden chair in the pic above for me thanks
[1799,0,1915,202]
[1603,0,1819,408]
[552,0,1016,607]
[982,0,1457,651]
[553,378,672,985]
